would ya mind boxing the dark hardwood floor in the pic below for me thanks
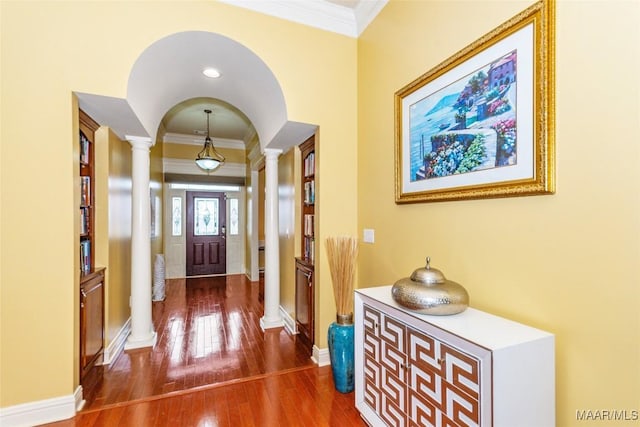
[41,275,365,426]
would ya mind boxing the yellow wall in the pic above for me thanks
[150,137,164,269]
[279,148,297,319]
[244,136,259,277]
[0,0,357,408]
[101,128,133,349]
[357,1,639,425]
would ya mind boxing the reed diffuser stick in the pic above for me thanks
[325,236,359,317]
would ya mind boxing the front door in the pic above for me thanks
[186,191,226,276]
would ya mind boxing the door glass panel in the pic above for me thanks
[172,196,182,236]
[229,198,239,235]
[194,197,219,236]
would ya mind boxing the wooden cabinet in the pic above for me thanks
[295,135,315,353]
[295,259,314,352]
[79,109,104,381]
[80,268,105,379]
[355,286,555,427]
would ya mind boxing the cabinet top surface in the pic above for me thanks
[357,285,553,349]
[80,266,106,281]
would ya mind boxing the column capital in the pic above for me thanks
[263,148,283,159]
[126,135,154,149]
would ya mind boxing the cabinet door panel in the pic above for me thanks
[410,363,443,412]
[80,270,104,379]
[408,327,441,374]
[380,394,406,427]
[363,305,383,414]
[380,315,406,378]
[408,326,481,427]
[441,344,480,400]
[380,314,405,348]
[294,260,314,353]
[381,368,406,409]
[364,358,382,412]
[407,389,438,427]
[442,380,479,427]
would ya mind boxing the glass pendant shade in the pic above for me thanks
[195,110,226,171]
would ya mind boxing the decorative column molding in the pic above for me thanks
[260,148,284,330]
[125,135,157,350]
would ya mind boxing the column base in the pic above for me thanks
[260,316,284,331]
[124,331,157,351]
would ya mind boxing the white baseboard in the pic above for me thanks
[102,317,131,365]
[0,391,77,427]
[280,306,297,335]
[74,385,85,412]
[313,345,331,366]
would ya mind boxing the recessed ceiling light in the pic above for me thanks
[202,68,221,78]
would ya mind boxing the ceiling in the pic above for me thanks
[162,97,254,143]
[160,0,386,147]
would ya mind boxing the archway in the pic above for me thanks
[77,30,316,345]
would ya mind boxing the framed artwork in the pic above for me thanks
[395,0,555,203]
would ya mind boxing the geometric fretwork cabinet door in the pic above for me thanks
[363,304,488,427]
[355,286,555,427]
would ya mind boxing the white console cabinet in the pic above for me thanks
[355,286,554,427]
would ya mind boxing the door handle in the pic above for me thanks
[221,225,226,238]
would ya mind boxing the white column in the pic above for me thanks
[260,148,284,330]
[125,136,157,350]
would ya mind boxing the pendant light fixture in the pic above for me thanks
[195,109,225,171]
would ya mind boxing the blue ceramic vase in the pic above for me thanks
[328,314,355,393]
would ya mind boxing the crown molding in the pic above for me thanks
[163,132,246,150]
[219,0,387,38]
[247,142,264,162]
[353,0,387,35]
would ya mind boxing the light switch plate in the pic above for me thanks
[363,229,375,243]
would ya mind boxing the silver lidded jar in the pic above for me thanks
[391,256,468,315]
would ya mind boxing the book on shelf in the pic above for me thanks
[80,176,90,207]
[80,132,90,165]
[304,152,315,177]
[304,236,315,263]
[304,180,315,205]
[80,207,88,235]
[80,239,91,274]
[304,214,314,237]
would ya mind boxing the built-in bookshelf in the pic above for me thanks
[296,135,315,354]
[79,110,98,274]
[300,139,315,263]
[78,109,105,383]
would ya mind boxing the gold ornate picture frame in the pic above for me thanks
[395,0,555,203]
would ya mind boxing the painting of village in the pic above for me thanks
[409,50,517,182]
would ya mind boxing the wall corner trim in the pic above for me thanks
[102,317,132,365]
[280,306,297,336]
[313,345,330,367]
